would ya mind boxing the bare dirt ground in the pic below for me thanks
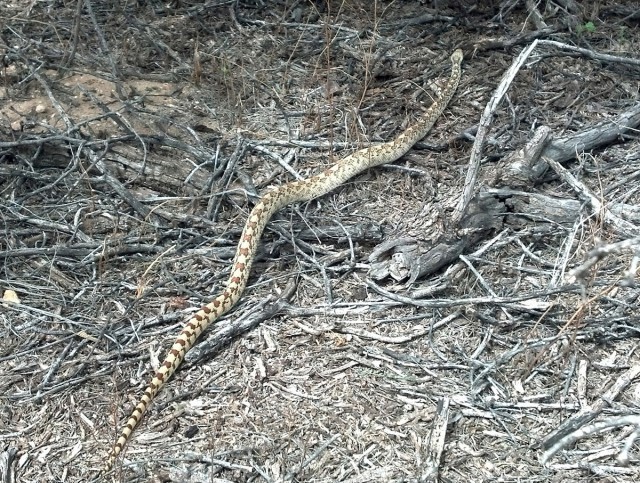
[2,1,640,482]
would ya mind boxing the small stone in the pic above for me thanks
[35,104,46,113]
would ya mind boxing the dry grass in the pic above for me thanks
[1,1,640,482]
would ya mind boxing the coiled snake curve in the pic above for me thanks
[103,48,463,474]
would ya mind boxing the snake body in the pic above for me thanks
[104,49,463,473]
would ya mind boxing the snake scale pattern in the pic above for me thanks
[103,49,463,473]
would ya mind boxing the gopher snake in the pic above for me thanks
[104,49,463,473]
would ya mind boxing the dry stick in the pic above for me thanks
[32,71,73,129]
[9,211,92,244]
[33,72,156,225]
[144,26,189,69]
[452,40,539,224]
[460,44,640,296]
[175,452,253,473]
[459,254,512,321]
[456,40,640,224]
[248,138,352,150]
[492,102,640,240]
[420,397,450,483]
[64,0,84,68]
[390,12,455,26]
[90,149,161,225]
[284,434,341,481]
[568,236,640,283]
[536,103,640,171]
[543,155,640,237]
[474,28,555,53]
[541,363,640,464]
[34,340,76,401]
[24,369,112,403]
[504,125,552,184]
[366,278,581,309]
[525,0,549,30]
[76,85,149,180]
[619,423,640,465]
[32,68,162,224]
[207,137,247,221]
[83,0,123,98]
[251,144,304,180]
[0,447,18,483]
[334,323,432,343]
[13,153,82,204]
[539,39,640,66]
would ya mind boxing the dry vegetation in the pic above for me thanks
[1,1,640,482]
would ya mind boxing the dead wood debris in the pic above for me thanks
[1,2,640,482]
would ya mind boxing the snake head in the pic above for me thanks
[451,49,464,64]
